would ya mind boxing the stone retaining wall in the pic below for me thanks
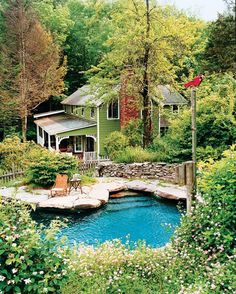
[97,162,177,182]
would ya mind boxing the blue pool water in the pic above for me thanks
[34,195,182,247]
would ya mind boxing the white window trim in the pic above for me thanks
[107,99,120,120]
[74,136,83,152]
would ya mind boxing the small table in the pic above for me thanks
[69,179,82,194]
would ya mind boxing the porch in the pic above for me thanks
[34,112,98,161]
[42,133,97,161]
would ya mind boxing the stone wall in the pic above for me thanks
[97,162,177,182]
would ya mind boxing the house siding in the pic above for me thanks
[99,104,120,155]
[64,105,97,122]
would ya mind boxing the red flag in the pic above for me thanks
[184,75,204,88]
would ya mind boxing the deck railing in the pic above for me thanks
[83,151,97,161]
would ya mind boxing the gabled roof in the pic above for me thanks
[62,84,187,107]
[156,85,188,105]
[35,114,96,135]
[61,85,102,107]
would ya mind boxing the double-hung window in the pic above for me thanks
[107,100,119,119]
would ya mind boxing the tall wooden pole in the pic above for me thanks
[191,87,197,198]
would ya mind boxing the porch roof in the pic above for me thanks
[35,114,96,136]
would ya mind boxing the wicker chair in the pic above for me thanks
[50,174,68,197]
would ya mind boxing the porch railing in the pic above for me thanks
[83,151,97,161]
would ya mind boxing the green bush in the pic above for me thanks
[114,146,154,163]
[104,131,128,159]
[0,199,69,293]
[0,136,48,171]
[27,153,78,187]
[174,146,236,260]
[122,119,143,147]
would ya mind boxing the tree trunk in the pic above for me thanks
[142,0,152,148]
[19,1,27,142]
[21,115,27,142]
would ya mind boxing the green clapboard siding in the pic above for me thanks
[99,104,120,155]
[64,105,97,122]
[57,126,97,137]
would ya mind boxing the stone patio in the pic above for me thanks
[0,178,187,212]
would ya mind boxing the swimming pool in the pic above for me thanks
[33,194,182,247]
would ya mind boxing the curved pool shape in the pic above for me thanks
[33,195,182,247]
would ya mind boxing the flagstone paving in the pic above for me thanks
[0,178,187,212]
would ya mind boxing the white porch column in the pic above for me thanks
[48,133,51,150]
[97,107,100,161]
[36,125,39,144]
[55,136,60,151]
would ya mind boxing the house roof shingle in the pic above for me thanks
[61,85,102,107]
[61,84,187,107]
[155,85,188,105]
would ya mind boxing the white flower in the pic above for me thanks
[0,275,6,281]
[24,278,31,284]
[12,268,18,274]
[12,243,17,247]
[40,271,44,274]
[211,284,216,290]
[33,272,37,276]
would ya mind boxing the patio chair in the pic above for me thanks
[68,174,83,194]
[50,174,69,197]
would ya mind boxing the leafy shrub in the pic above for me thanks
[0,199,69,293]
[122,119,143,147]
[104,131,128,159]
[0,136,48,171]
[114,146,155,163]
[174,146,236,260]
[27,153,78,187]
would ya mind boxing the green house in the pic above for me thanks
[34,84,187,160]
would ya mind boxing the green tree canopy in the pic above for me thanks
[89,0,205,147]
[152,73,236,162]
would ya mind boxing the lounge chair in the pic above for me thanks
[50,174,68,197]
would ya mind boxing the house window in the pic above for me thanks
[81,107,85,117]
[108,100,119,119]
[74,136,83,152]
[90,107,95,119]
[39,127,43,138]
[173,105,179,112]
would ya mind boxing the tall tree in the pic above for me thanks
[64,0,116,93]
[202,12,236,75]
[90,0,204,147]
[0,0,66,142]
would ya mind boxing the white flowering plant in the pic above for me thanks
[0,199,70,293]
